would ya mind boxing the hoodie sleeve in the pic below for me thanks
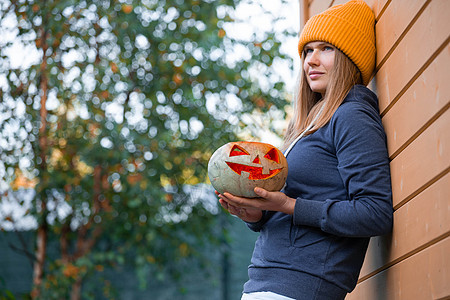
[293,98,393,237]
[245,210,274,232]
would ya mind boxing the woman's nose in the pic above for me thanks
[307,50,320,65]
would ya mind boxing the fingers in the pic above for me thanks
[228,203,243,216]
[216,189,269,210]
[217,192,244,214]
[254,187,268,198]
[219,196,243,217]
[216,190,264,222]
[218,198,228,210]
[222,192,241,204]
[216,191,237,203]
[217,192,234,209]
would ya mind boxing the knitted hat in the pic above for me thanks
[298,0,376,85]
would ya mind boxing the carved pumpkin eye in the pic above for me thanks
[229,145,249,157]
[264,147,279,163]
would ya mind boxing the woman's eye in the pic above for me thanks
[324,46,334,51]
[304,48,313,55]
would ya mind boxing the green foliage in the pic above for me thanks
[0,0,292,297]
[0,277,17,300]
[0,291,16,300]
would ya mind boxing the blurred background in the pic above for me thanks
[0,0,299,298]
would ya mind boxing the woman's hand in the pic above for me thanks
[217,193,263,222]
[216,187,296,222]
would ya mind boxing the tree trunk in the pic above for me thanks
[67,165,104,299]
[31,224,47,299]
[31,23,49,299]
[70,278,83,300]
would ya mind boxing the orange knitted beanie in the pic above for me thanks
[298,0,376,85]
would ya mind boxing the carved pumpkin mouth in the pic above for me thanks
[225,161,282,180]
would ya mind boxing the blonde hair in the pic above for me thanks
[282,48,362,151]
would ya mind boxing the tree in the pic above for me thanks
[0,0,292,298]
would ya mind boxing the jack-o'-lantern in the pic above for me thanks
[208,142,288,198]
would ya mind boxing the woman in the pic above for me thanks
[217,1,393,299]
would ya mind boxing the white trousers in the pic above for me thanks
[241,292,295,300]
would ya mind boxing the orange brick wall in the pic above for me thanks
[299,0,450,299]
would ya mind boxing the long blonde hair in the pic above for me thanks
[282,48,362,151]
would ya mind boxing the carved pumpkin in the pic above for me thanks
[208,142,288,198]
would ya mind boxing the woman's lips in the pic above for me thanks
[309,71,324,79]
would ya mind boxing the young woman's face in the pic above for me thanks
[303,41,336,96]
